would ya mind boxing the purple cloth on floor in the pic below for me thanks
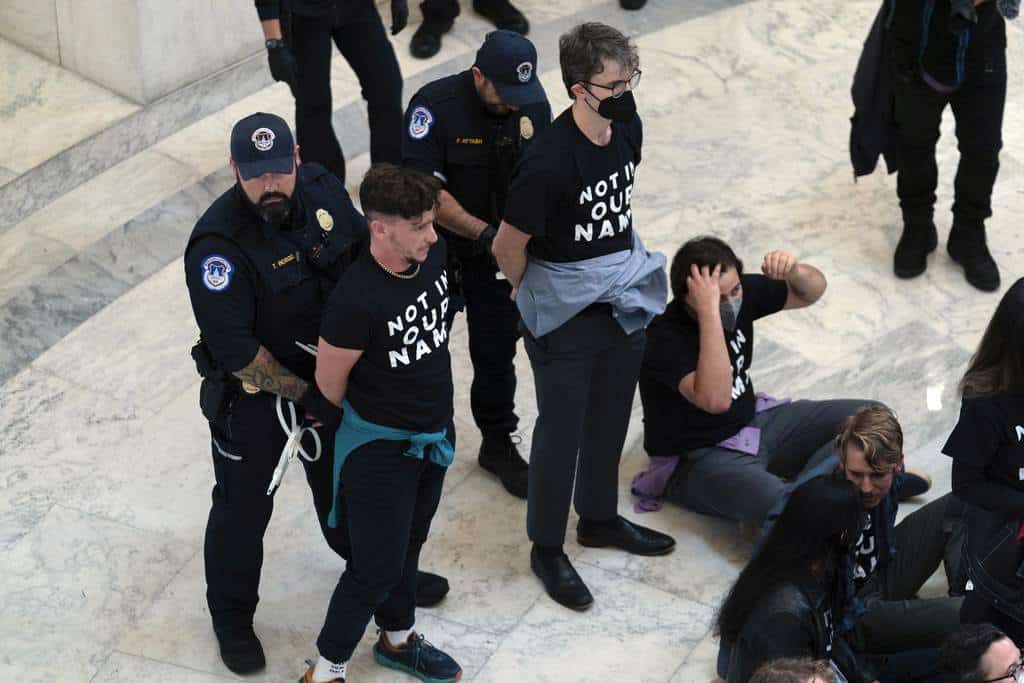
[630,393,791,512]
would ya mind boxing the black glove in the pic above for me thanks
[298,382,343,435]
[390,0,409,35]
[266,39,299,98]
[475,224,498,256]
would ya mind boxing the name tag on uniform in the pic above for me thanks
[455,137,484,145]
[273,252,298,269]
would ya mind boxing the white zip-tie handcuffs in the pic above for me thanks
[265,341,323,495]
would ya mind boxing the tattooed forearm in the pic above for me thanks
[233,346,309,402]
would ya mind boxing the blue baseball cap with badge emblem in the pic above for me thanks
[230,112,296,180]
[474,30,546,106]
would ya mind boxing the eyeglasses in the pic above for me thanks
[984,657,1024,682]
[581,69,642,99]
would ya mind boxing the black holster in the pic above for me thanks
[191,339,236,422]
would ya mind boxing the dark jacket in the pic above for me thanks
[727,576,869,683]
[255,0,336,21]
[850,0,900,178]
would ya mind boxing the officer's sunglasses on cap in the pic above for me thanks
[581,69,642,99]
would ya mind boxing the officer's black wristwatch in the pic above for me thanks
[265,38,286,50]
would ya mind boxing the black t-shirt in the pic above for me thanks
[319,238,454,432]
[943,393,1024,493]
[852,510,880,590]
[638,275,789,456]
[502,107,642,263]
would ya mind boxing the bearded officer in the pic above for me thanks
[402,30,551,500]
[184,112,449,675]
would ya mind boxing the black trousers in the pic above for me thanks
[523,309,645,547]
[316,431,450,663]
[290,0,403,183]
[459,253,520,436]
[893,49,1006,228]
[420,0,511,22]
[204,391,345,630]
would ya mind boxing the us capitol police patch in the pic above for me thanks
[408,105,434,140]
[201,254,234,292]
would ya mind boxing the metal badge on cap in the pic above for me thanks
[251,127,276,152]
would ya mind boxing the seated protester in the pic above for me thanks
[749,658,835,683]
[938,623,1023,683]
[301,165,461,683]
[944,277,1024,646]
[834,406,964,676]
[717,475,871,683]
[636,236,929,524]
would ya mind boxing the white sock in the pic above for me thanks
[312,655,347,682]
[385,628,413,647]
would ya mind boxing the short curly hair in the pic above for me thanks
[359,163,440,220]
[558,22,639,99]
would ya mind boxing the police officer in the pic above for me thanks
[184,113,448,675]
[255,0,408,183]
[403,31,551,499]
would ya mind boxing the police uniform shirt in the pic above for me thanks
[319,237,454,433]
[637,276,789,456]
[402,71,552,255]
[502,108,642,263]
[943,393,1024,493]
[185,165,367,380]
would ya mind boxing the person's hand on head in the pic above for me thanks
[686,264,722,318]
[761,250,797,280]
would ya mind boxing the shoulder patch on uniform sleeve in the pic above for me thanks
[408,105,435,140]
[200,254,234,292]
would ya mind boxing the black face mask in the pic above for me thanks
[594,90,637,123]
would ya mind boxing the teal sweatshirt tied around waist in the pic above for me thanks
[328,400,455,528]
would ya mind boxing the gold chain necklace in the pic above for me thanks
[372,252,420,280]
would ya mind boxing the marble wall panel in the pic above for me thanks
[0,0,59,63]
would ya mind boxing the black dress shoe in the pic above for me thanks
[415,570,450,607]
[620,0,648,8]
[577,516,676,556]
[473,0,530,34]
[214,623,266,674]
[410,19,453,59]
[896,469,932,501]
[478,433,528,499]
[530,545,593,610]
[893,220,938,279]
[948,222,1001,292]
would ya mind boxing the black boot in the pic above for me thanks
[473,0,529,34]
[214,622,266,674]
[948,221,1000,292]
[478,433,528,499]
[620,0,647,8]
[415,570,450,608]
[893,219,938,279]
[410,18,453,59]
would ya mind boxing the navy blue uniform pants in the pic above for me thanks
[459,253,520,436]
[523,309,645,547]
[894,49,1006,229]
[420,0,514,22]
[204,391,345,630]
[316,431,450,663]
[290,0,403,183]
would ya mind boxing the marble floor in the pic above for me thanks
[1,0,1023,681]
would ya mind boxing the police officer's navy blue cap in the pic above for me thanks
[230,112,295,180]
[474,30,546,106]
